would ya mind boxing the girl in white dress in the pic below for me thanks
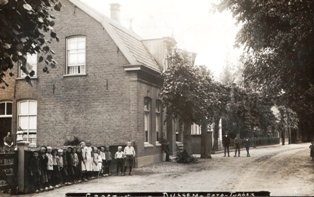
[85,141,93,179]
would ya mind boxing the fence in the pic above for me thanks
[0,148,18,194]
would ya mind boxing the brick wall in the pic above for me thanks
[0,0,166,166]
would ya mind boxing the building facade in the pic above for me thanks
[0,0,180,166]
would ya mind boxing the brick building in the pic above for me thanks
[0,0,180,166]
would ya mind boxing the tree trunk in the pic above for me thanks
[200,120,211,158]
[213,118,220,151]
[183,121,192,155]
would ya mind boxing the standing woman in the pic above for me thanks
[124,141,136,175]
[85,141,93,179]
[80,141,88,182]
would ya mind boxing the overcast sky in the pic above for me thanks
[81,0,242,79]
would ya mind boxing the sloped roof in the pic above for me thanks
[69,0,161,72]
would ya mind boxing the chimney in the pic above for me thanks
[110,3,120,23]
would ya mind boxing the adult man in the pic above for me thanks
[3,132,13,152]
[234,134,241,157]
[222,134,230,157]
[124,141,136,175]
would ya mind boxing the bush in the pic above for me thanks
[176,150,197,164]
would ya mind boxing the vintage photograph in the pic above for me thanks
[0,0,314,196]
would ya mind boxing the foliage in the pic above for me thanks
[176,150,197,164]
[218,0,314,140]
[225,84,277,138]
[64,136,81,146]
[0,0,61,87]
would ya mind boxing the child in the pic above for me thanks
[92,147,99,178]
[76,147,83,182]
[39,146,48,191]
[104,146,112,176]
[65,147,74,185]
[51,149,60,187]
[115,146,125,175]
[100,147,106,176]
[71,148,79,183]
[57,149,66,186]
[46,146,54,190]
[310,141,314,161]
[28,150,41,193]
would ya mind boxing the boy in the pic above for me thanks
[115,146,125,175]
[243,138,250,157]
[124,141,136,175]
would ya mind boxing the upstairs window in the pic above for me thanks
[66,36,86,75]
[20,53,37,78]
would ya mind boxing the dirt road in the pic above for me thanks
[12,143,314,196]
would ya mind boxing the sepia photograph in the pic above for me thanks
[0,0,314,196]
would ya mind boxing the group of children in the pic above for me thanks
[28,141,136,193]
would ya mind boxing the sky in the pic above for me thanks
[81,0,242,79]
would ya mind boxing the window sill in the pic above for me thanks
[144,143,154,148]
[16,77,38,80]
[63,74,87,78]
[155,142,161,146]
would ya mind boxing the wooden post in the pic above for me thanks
[17,141,29,193]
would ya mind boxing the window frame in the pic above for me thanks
[155,100,162,144]
[17,100,37,147]
[144,97,153,146]
[65,36,87,76]
[0,101,13,118]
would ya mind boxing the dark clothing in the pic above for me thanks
[224,146,230,157]
[243,139,250,157]
[310,144,314,159]
[3,136,14,152]
[39,154,48,185]
[234,138,241,157]
[3,136,13,145]
[105,151,112,175]
[222,136,231,147]
[222,136,230,157]
[116,158,124,175]
[124,155,134,174]
[28,156,42,191]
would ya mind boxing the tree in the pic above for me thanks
[161,49,206,155]
[0,0,61,86]
[161,49,228,157]
[219,0,314,141]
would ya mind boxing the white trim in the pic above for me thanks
[144,142,154,148]
[155,141,161,146]
[124,67,141,71]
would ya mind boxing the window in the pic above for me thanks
[191,123,201,135]
[17,100,37,146]
[155,100,162,143]
[144,97,151,145]
[0,101,12,117]
[66,36,86,75]
[20,53,37,78]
